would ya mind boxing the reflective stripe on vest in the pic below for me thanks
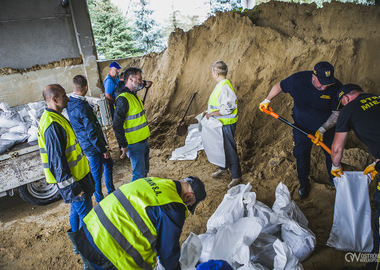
[116,92,150,144]
[84,177,188,269]
[37,110,90,184]
[208,79,238,125]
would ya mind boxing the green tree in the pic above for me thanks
[133,0,165,54]
[87,0,139,60]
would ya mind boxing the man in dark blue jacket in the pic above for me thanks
[67,75,115,203]
[259,62,343,199]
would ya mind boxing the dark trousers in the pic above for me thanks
[220,123,242,179]
[373,186,380,255]
[292,128,334,188]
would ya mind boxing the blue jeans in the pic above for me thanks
[127,139,150,181]
[87,154,115,203]
[70,195,93,232]
[220,123,242,179]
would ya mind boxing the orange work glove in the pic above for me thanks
[363,162,379,181]
[312,127,326,145]
[331,165,343,178]
[259,99,271,112]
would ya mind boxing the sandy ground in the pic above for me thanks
[1,1,380,269]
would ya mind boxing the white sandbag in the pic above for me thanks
[0,139,15,154]
[281,219,316,262]
[200,116,225,167]
[250,233,278,269]
[207,183,252,232]
[9,124,28,134]
[27,126,38,142]
[170,124,204,160]
[272,182,308,228]
[180,232,202,270]
[1,132,29,144]
[245,193,281,236]
[327,172,373,252]
[198,232,216,263]
[273,240,303,270]
[237,262,269,270]
[0,102,12,112]
[210,217,263,265]
[0,111,25,129]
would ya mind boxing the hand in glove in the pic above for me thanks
[312,127,326,145]
[363,162,379,180]
[331,164,343,178]
[259,99,271,112]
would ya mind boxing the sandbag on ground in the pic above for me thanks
[327,172,373,252]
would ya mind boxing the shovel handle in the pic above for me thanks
[262,106,332,155]
[180,92,197,122]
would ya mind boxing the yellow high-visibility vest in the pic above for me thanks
[37,110,90,185]
[84,177,188,270]
[208,79,238,125]
[117,92,150,144]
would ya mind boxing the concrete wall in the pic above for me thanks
[0,0,79,69]
[0,0,102,106]
[0,65,85,107]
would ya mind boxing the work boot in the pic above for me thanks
[228,178,241,189]
[298,185,310,200]
[211,169,228,178]
[67,229,92,270]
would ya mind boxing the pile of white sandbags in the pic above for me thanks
[180,183,316,270]
[0,101,46,154]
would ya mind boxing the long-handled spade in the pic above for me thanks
[176,92,197,136]
[262,106,332,155]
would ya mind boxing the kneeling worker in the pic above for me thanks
[74,176,207,269]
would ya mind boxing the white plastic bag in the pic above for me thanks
[327,172,373,252]
[273,240,303,270]
[281,219,316,262]
[0,139,15,154]
[272,182,308,228]
[207,184,252,232]
[250,233,278,269]
[200,116,225,167]
[198,233,216,263]
[170,124,203,160]
[210,217,263,265]
[1,132,29,144]
[180,232,202,270]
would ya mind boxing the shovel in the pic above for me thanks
[262,106,332,155]
[176,92,197,136]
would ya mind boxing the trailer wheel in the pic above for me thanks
[18,179,61,205]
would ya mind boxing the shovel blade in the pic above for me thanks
[176,122,188,136]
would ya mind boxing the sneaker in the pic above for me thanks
[228,178,241,189]
[211,169,228,178]
[298,185,310,200]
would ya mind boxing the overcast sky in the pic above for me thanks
[110,0,210,25]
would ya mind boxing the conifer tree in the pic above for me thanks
[87,0,138,59]
[133,0,165,54]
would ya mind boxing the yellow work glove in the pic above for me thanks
[312,127,326,145]
[331,165,343,178]
[363,162,379,180]
[259,99,271,112]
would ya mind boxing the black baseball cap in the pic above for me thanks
[338,84,363,101]
[185,176,206,214]
[313,61,336,86]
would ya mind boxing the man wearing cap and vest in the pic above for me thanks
[104,61,122,118]
[73,176,207,270]
[38,84,94,268]
[259,61,343,199]
[204,60,242,189]
[113,67,153,181]
[331,84,380,269]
